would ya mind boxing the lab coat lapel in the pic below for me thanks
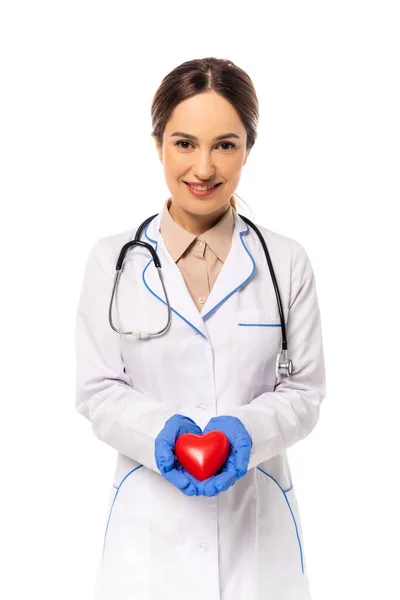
[141,208,255,338]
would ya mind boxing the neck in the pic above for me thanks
[168,198,232,236]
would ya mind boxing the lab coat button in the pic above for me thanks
[199,542,209,551]
[197,403,207,410]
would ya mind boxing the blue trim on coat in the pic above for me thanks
[142,220,255,336]
[238,323,284,327]
[102,465,143,566]
[257,466,304,574]
[201,225,255,320]
[102,465,303,575]
[142,226,207,338]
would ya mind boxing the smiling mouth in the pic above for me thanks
[184,182,222,189]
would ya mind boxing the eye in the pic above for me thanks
[175,141,192,149]
[175,140,236,151]
[219,142,236,150]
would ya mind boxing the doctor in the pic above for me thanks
[75,56,326,600]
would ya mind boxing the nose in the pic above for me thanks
[192,151,216,180]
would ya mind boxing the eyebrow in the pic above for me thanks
[170,131,240,142]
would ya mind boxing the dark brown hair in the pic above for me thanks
[151,57,259,212]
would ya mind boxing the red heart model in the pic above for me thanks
[174,431,231,481]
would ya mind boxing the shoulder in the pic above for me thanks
[246,221,318,306]
[99,225,138,255]
[253,221,302,249]
[85,225,139,270]
[242,217,308,269]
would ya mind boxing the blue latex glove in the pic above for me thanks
[200,416,253,496]
[155,414,204,496]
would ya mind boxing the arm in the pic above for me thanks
[227,240,326,471]
[75,239,177,473]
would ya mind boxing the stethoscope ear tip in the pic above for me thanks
[133,329,150,339]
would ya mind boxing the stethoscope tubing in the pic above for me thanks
[108,213,293,377]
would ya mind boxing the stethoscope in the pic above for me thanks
[108,213,293,378]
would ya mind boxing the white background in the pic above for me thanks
[1,1,399,598]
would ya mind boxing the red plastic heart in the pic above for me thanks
[174,431,231,481]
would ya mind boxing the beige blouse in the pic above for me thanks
[159,197,235,312]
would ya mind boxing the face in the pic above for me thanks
[154,90,251,220]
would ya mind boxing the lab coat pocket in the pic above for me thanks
[236,307,289,384]
[100,464,149,589]
[236,307,289,328]
[283,486,307,575]
[256,466,306,584]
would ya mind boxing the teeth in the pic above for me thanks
[189,183,217,191]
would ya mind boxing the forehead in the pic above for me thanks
[165,92,245,138]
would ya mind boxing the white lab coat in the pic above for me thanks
[75,206,326,600]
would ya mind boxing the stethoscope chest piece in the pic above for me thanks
[276,350,293,378]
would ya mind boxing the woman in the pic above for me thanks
[75,57,326,600]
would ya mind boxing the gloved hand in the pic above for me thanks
[199,415,252,496]
[155,414,204,496]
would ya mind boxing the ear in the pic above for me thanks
[243,148,251,166]
[152,134,163,164]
